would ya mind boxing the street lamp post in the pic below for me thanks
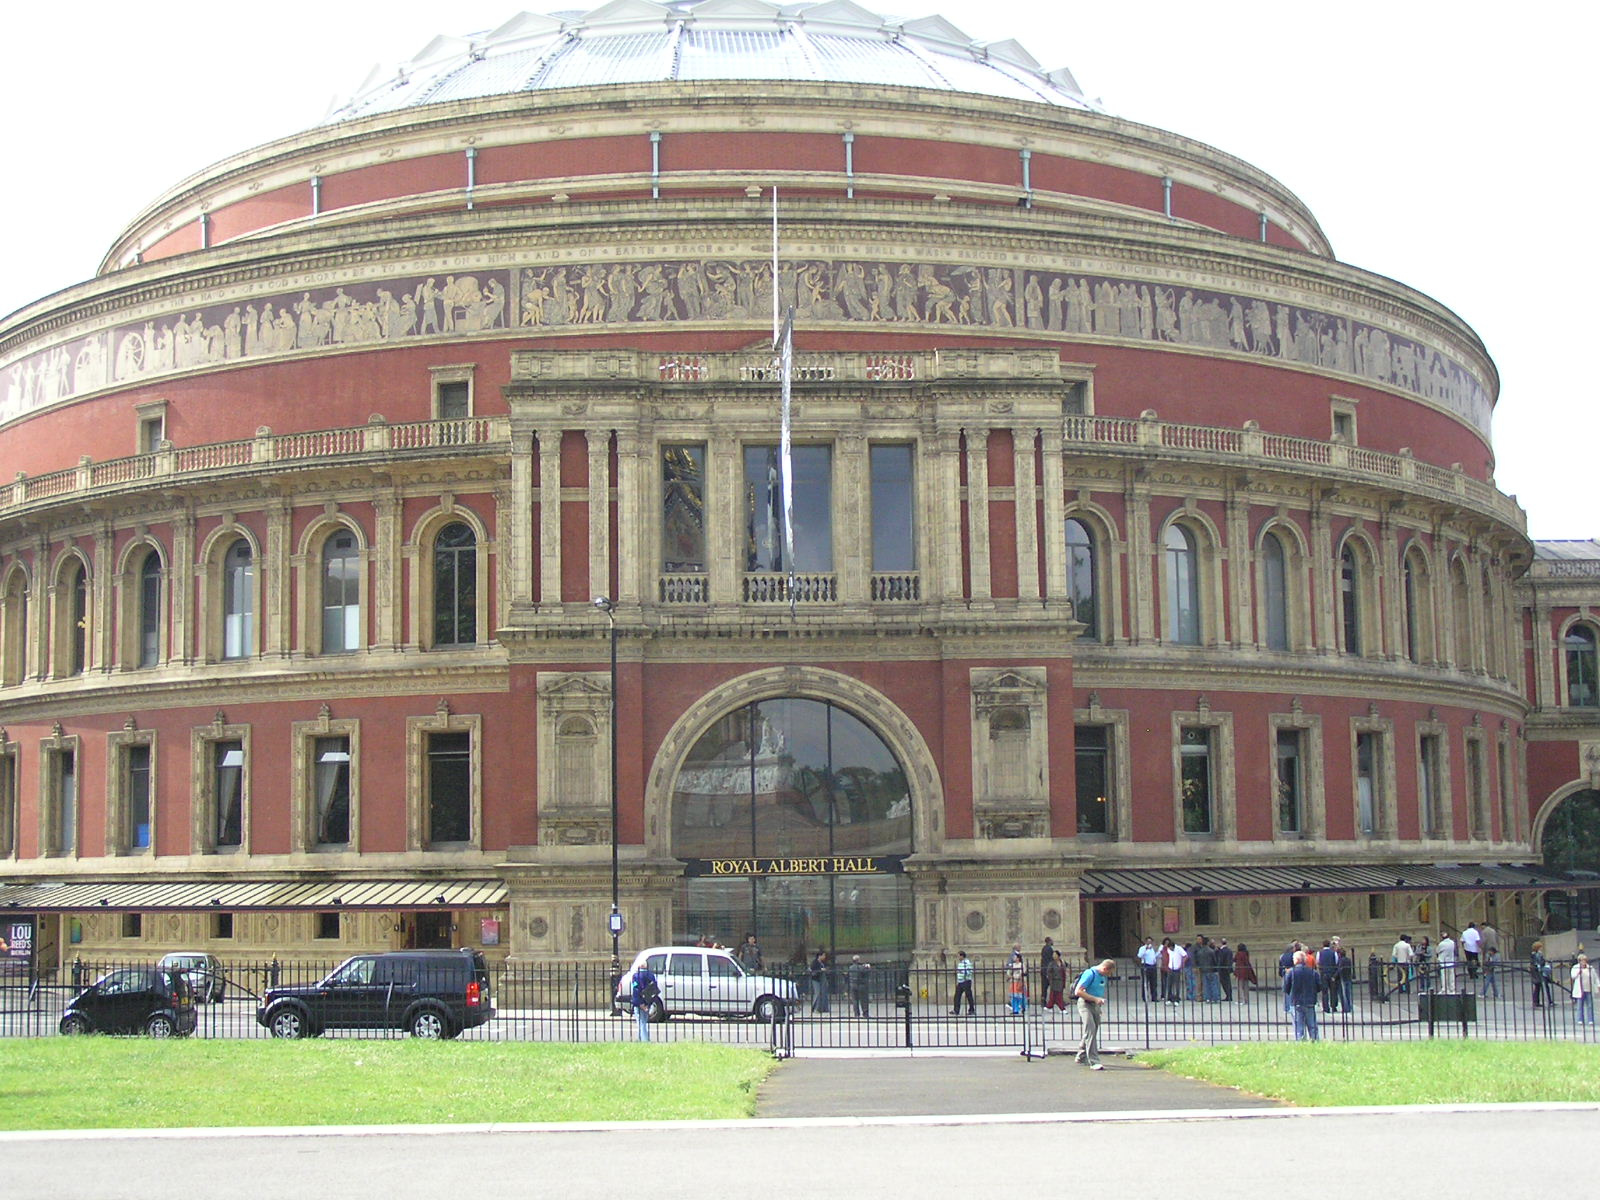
[593,596,623,993]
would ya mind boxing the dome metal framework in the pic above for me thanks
[326,0,1099,123]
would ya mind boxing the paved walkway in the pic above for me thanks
[756,1050,1276,1117]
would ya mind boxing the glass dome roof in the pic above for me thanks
[326,0,1099,123]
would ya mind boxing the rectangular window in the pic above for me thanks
[48,747,77,855]
[313,736,351,846]
[869,444,915,572]
[1466,738,1486,839]
[139,414,165,454]
[1193,898,1218,926]
[1276,729,1303,835]
[212,912,234,939]
[121,912,142,938]
[1368,894,1386,920]
[138,564,161,668]
[125,744,152,851]
[1180,727,1213,834]
[1419,734,1443,838]
[436,380,470,420]
[315,912,341,940]
[661,444,707,574]
[1075,725,1111,835]
[0,750,15,858]
[1356,731,1381,836]
[743,444,832,572]
[214,740,244,848]
[427,730,472,844]
[1289,895,1310,923]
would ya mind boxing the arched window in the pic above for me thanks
[1164,524,1200,645]
[136,551,163,668]
[1340,542,1363,655]
[1065,518,1098,641]
[1261,531,1289,651]
[2,570,28,686]
[1567,624,1598,708]
[1451,559,1474,670]
[61,559,88,677]
[222,539,254,660]
[320,530,360,654]
[433,522,477,647]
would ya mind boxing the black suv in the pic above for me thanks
[256,949,493,1039]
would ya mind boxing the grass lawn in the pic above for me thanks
[1141,1041,1600,1106]
[0,1040,774,1132]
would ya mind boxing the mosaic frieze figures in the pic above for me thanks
[2,257,1489,433]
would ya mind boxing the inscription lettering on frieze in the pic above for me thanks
[684,855,905,877]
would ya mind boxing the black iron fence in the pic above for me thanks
[2,955,1596,1050]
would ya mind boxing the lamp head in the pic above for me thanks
[592,595,614,614]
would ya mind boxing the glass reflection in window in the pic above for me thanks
[744,445,832,573]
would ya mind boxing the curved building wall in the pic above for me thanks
[0,77,1535,968]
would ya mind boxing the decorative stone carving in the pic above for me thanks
[970,666,1050,840]
[535,671,613,847]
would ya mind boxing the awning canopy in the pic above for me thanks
[0,878,507,913]
[1078,863,1579,900]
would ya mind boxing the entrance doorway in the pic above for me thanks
[1091,900,1137,960]
[412,911,453,948]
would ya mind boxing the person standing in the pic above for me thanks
[1137,937,1160,1002]
[1436,931,1459,994]
[1161,938,1186,1004]
[809,948,831,1013]
[1531,940,1554,1008]
[1044,950,1068,1010]
[1316,940,1339,1012]
[1335,942,1354,1013]
[1277,942,1298,1014]
[1481,945,1501,999]
[1006,946,1028,1015]
[1391,934,1414,995]
[1283,950,1323,1041]
[1572,953,1598,1025]
[1461,922,1482,981]
[628,960,660,1042]
[1073,959,1115,1069]
[736,933,763,972]
[1232,943,1258,1000]
[847,955,871,1017]
[950,950,976,1015]
[1039,936,1055,1004]
[1216,938,1234,1002]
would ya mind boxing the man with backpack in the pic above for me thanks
[628,961,661,1041]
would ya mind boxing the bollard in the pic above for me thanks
[895,983,913,1048]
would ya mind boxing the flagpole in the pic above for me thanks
[772,187,797,619]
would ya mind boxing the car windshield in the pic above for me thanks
[165,956,202,969]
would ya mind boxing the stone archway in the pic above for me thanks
[643,665,944,859]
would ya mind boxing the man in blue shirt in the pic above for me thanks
[1136,937,1160,1001]
[1073,958,1116,1069]
[1283,949,1323,1041]
[950,950,975,1015]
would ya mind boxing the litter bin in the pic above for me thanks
[1419,993,1477,1022]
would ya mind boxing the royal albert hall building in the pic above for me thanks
[0,0,1591,972]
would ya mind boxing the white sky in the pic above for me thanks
[1,1,1590,539]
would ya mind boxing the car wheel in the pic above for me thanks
[648,1000,668,1023]
[408,1008,449,1039]
[753,996,780,1023]
[59,1014,91,1036]
[269,1007,310,1039]
[145,1014,176,1038]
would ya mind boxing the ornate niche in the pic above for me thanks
[970,667,1050,839]
[534,671,613,846]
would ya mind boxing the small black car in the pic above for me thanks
[60,967,198,1037]
[256,949,494,1039]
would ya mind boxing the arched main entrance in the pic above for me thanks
[671,696,914,965]
[1540,788,1600,933]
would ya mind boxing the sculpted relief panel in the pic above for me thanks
[2,257,1490,434]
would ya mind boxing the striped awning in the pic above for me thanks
[1078,863,1578,900]
[0,877,507,912]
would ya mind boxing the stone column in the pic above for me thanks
[538,429,562,607]
[1013,427,1040,603]
[837,430,868,603]
[264,496,291,658]
[171,505,195,664]
[373,487,402,650]
[505,423,536,623]
[1039,424,1069,612]
[966,428,992,605]
[587,428,611,605]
